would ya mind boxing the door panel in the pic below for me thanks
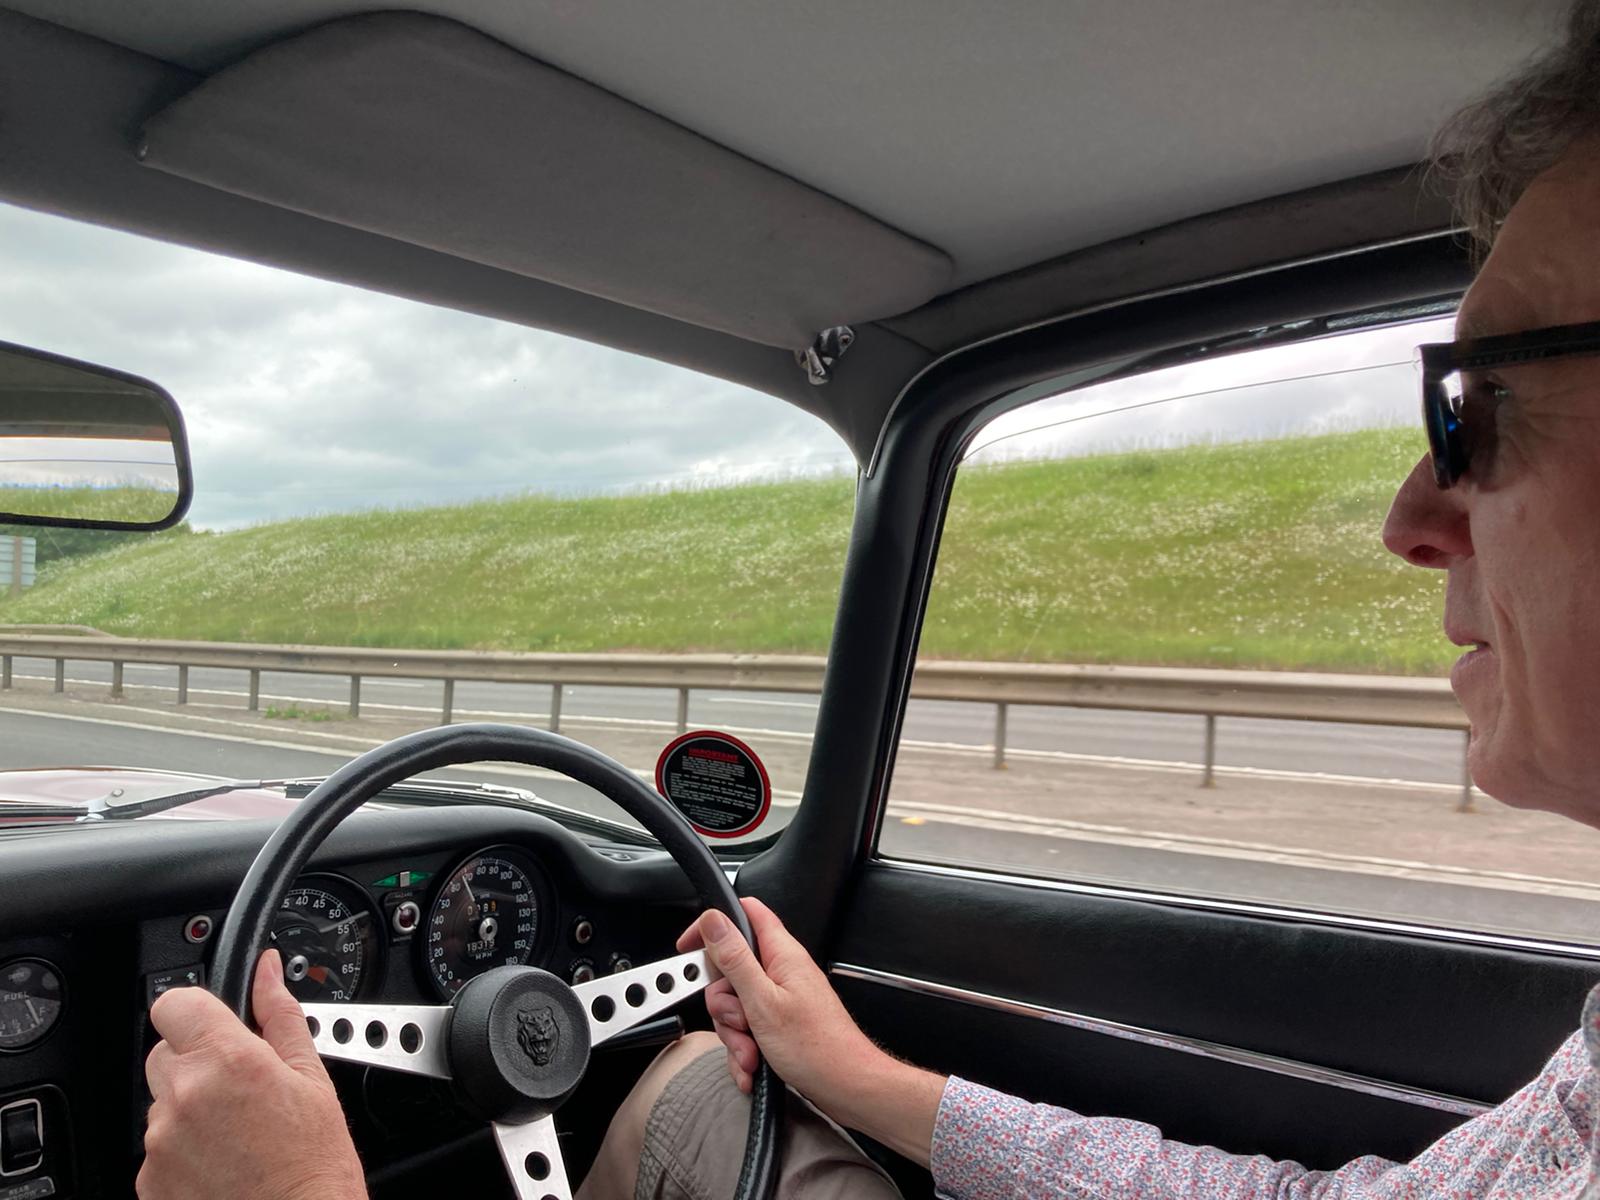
[831,862,1599,1171]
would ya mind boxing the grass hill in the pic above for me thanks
[1,485,191,566]
[0,427,1451,675]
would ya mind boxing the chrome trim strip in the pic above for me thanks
[829,963,1492,1118]
[869,859,1600,964]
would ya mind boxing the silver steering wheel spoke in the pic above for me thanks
[494,1116,573,1200]
[299,1001,453,1079]
[572,949,719,1047]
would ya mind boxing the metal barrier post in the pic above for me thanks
[441,679,454,725]
[549,684,563,733]
[1458,730,1475,812]
[248,669,261,711]
[1,655,10,690]
[676,688,689,734]
[111,661,123,699]
[1201,714,1217,787]
[348,675,361,718]
[993,702,1008,769]
[53,659,64,692]
[177,665,189,705]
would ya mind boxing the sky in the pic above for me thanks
[0,201,1453,529]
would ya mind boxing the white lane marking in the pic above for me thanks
[0,706,804,804]
[888,801,1600,901]
[705,697,817,710]
[6,677,1461,791]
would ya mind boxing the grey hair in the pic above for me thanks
[1431,0,1600,255]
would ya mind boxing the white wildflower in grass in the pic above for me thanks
[0,429,1446,674]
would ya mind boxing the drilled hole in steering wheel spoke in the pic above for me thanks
[590,995,615,1022]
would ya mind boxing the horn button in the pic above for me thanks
[448,966,593,1123]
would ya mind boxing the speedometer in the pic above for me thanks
[424,849,542,998]
[274,877,379,1003]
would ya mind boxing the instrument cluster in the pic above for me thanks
[271,844,557,1004]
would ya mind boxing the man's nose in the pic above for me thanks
[1382,453,1473,568]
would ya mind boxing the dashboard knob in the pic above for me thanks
[572,918,595,946]
[392,900,421,935]
[610,955,632,974]
[570,960,596,984]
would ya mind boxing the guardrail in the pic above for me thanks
[0,633,1473,806]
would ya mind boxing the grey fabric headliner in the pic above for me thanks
[0,5,1513,463]
[137,12,952,349]
[2,0,1565,285]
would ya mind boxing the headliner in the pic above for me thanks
[0,1,1566,459]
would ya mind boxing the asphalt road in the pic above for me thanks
[2,657,1469,788]
[4,706,1594,945]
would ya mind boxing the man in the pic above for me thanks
[139,2,1600,1197]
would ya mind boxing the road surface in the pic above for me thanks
[0,657,1469,788]
[3,705,1594,946]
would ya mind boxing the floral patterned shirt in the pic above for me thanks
[930,984,1600,1200]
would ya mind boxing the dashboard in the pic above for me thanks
[0,804,705,1198]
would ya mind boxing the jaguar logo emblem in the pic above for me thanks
[517,1006,559,1067]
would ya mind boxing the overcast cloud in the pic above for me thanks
[0,203,854,528]
[0,202,1453,528]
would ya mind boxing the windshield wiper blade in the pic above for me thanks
[282,778,657,846]
[77,778,303,822]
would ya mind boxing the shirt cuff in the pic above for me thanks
[930,1075,1058,1200]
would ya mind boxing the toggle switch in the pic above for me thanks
[0,1098,43,1177]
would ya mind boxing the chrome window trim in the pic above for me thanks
[867,859,1600,964]
[829,963,1492,1119]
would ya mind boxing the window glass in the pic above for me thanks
[879,316,1600,944]
[0,202,854,846]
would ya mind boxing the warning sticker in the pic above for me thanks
[654,730,773,839]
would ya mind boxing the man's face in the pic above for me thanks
[1383,141,1600,824]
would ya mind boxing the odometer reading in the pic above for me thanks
[0,958,64,1052]
[425,852,540,998]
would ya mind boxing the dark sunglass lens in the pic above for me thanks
[1422,381,1461,487]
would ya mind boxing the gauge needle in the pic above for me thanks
[24,999,39,1022]
[462,871,477,913]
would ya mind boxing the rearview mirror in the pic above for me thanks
[0,340,191,530]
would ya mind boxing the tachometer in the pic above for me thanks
[424,850,542,998]
[274,877,379,1003]
[0,959,63,1053]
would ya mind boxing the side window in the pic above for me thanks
[878,316,1600,945]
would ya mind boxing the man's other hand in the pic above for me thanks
[139,948,367,1200]
[678,899,891,1102]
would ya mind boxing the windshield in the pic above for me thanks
[0,202,853,845]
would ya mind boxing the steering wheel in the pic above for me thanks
[207,724,783,1200]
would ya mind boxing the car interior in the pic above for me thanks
[1,2,1595,1198]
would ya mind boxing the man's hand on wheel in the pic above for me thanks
[677,898,946,1166]
[140,948,367,1200]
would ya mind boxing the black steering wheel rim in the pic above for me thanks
[210,722,783,1200]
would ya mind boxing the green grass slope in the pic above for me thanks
[0,484,179,526]
[0,428,1451,674]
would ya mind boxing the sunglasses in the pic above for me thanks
[1417,320,1600,489]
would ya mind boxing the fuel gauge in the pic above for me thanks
[0,958,64,1052]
